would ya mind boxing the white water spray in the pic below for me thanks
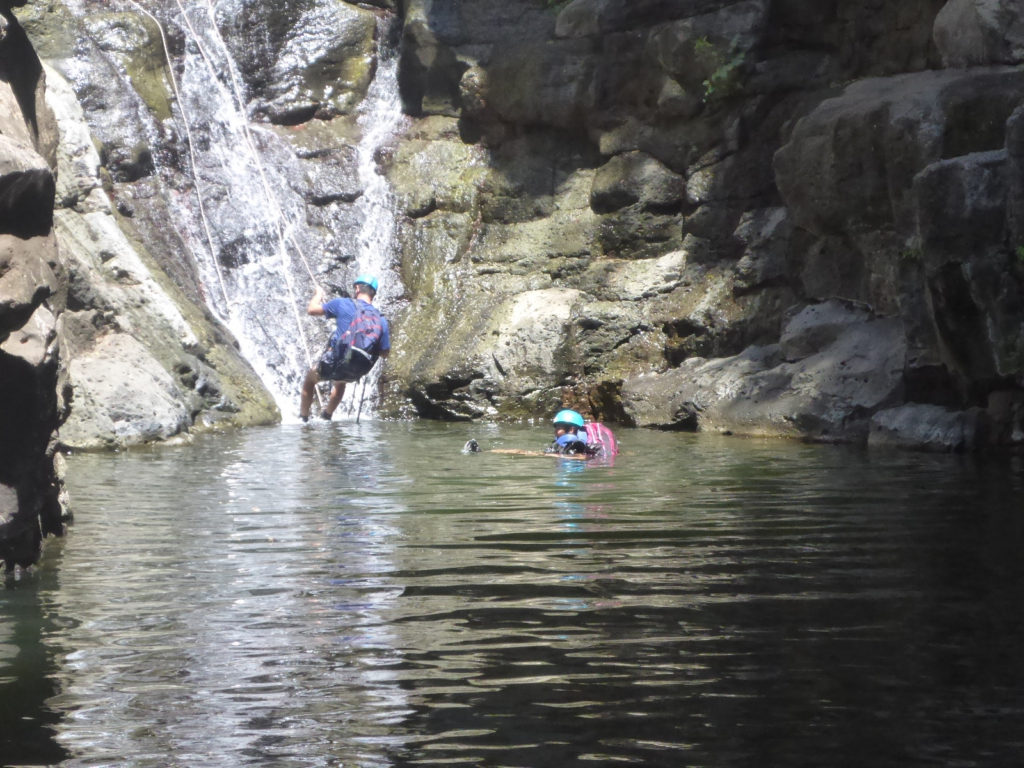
[333,24,408,420]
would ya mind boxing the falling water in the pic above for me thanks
[332,23,408,419]
[165,1,314,415]
[153,1,407,420]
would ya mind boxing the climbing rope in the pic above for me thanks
[127,0,229,309]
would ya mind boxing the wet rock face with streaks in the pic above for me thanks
[13,0,412,440]
[10,0,280,458]
[212,0,379,124]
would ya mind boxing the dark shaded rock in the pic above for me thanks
[934,0,1024,68]
[1006,106,1024,245]
[868,403,987,452]
[775,68,1024,240]
[0,5,65,570]
[915,149,1008,261]
[590,151,685,214]
[0,166,54,236]
[731,207,792,294]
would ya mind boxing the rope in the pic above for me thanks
[127,0,229,309]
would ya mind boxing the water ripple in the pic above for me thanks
[3,424,1024,766]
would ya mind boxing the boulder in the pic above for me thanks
[622,299,907,443]
[487,288,583,388]
[775,67,1024,242]
[59,333,191,449]
[934,0,1024,67]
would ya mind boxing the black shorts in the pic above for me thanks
[317,346,375,383]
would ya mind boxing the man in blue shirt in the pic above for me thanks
[299,274,391,421]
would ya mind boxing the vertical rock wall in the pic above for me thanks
[0,0,66,569]
[379,0,1024,449]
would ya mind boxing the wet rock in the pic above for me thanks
[216,0,378,121]
[868,403,987,452]
[934,0,1024,67]
[622,300,907,443]
[43,62,279,449]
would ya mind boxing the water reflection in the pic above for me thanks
[0,552,70,766]
[3,424,1024,766]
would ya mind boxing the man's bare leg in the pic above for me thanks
[321,382,346,419]
[299,367,320,421]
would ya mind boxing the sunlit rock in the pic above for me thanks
[622,300,908,443]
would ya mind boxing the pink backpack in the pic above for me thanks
[583,422,618,457]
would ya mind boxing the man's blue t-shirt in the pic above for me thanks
[322,297,390,355]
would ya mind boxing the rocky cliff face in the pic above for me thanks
[8,0,1024,471]
[382,0,1024,451]
[14,0,280,455]
[0,0,65,569]
[1,0,280,568]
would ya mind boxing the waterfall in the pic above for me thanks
[337,25,407,420]
[153,1,406,421]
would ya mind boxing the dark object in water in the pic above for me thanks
[462,439,481,453]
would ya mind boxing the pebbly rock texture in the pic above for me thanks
[0,0,66,569]
[9,0,1024,454]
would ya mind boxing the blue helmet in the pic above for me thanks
[353,274,379,294]
[553,409,585,429]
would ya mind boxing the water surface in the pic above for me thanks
[3,422,1024,767]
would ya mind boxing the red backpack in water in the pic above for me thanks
[583,422,618,457]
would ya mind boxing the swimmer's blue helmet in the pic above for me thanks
[353,274,379,294]
[553,409,585,429]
